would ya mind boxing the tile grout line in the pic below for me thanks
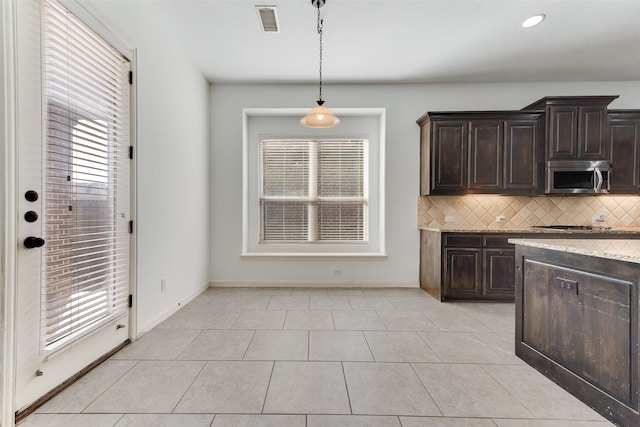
[79,360,141,415]
[415,330,444,364]
[241,330,258,361]
[407,362,445,418]
[340,362,354,415]
[169,360,208,414]
[259,361,276,414]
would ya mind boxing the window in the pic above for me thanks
[259,139,367,242]
[242,109,385,257]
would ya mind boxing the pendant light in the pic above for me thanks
[301,0,340,128]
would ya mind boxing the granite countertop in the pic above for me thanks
[509,238,640,264]
[419,226,640,235]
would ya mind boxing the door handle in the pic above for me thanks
[594,168,603,192]
[24,237,45,249]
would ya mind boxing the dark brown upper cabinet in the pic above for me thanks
[607,111,640,194]
[417,112,542,195]
[468,120,503,191]
[522,96,619,161]
[427,120,468,193]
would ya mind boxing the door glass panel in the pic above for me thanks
[41,0,130,351]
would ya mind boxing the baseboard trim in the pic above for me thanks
[136,281,210,338]
[208,281,419,288]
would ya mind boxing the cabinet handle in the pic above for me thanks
[557,277,579,295]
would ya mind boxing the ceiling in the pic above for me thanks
[89,0,640,84]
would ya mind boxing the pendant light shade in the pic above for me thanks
[301,0,339,128]
[301,102,340,128]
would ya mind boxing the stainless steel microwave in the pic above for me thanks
[545,160,611,194]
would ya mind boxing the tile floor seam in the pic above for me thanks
[477,363,539,420]
[78,360,141,414]
[360,330,376,362]
[170,360,209,415]
[114,413,125,426]
[340,362,354,415]
[260,361,277,414]
[407,362,445,418]
[241,330,258,360]
[479,363,606,422]
[174,329,203,360]
[415,330,444,364]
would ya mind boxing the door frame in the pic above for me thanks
[2,0,19,425]
[1,0,138,424]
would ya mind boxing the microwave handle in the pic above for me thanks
[594,168,603,192]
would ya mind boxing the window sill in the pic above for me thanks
[241,251,387,260]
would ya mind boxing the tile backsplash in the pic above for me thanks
[418,195,640,229]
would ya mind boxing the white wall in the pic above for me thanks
[209,81,640,287]
[86,1,211,333]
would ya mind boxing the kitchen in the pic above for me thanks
[3,1,640,426]
[416,93,640,425]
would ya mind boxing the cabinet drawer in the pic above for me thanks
[484,235,519,247]
[443,234,482,247]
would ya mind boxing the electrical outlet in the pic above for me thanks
[496,215,507,223]
[161,278,166,292]
[444,215,455,223]
[593,213,605,222]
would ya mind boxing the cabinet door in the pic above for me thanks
[483,248,515,298]
[468,120,502,191]
[431,121,467,193]
[578,106,609,159]
[504,119,541,192]
[443,248,481,299]
[548,106,578,159]
[609,116,640,194]
[420,124,430,195]
[523,259,634,406]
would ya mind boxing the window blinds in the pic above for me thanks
[259,139,367,242]
[41,0,130,349]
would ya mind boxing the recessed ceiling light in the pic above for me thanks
[521,14,546,29]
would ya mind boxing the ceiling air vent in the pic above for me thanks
[256,5,279,33]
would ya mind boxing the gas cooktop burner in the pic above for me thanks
[532,225,612,230]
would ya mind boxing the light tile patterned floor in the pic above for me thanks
[19,287,614,427]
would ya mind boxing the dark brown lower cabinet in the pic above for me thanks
[442,233,517,301]
[515,245,639,427]
[483,248,515,297]
[444,248,482,298]
[420,230,640,302]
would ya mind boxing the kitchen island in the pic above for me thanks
[511,238,640,427]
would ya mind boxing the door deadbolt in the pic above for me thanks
[24,211,39,222]
[25,190,39,202]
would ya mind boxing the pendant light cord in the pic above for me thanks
[317,5,323,103]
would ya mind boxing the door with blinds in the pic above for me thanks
[15,0,132,412]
